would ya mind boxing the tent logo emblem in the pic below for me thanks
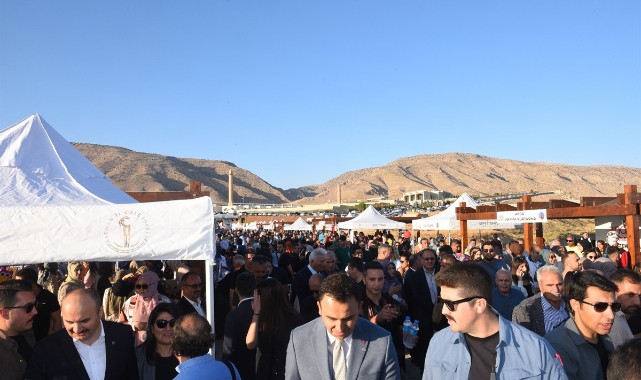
[104,210,151,253]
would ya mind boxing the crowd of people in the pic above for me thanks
[1,227,641,380]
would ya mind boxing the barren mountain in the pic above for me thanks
[74,144,641,204]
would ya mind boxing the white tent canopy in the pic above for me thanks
[284,217,313,231]
[337,205,406,230]
[412,193,518,230]
[0,114,214,264]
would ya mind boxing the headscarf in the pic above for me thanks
[65,262,83,283]
[132,271,160,324]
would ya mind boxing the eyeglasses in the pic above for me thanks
[4,301,38,313]
[580,300,621,313]
[438,296,484,312]
[183,283,202,289]
[155,319,176,328]
[135,283,156,290]
[423,257,436,261]
[482,249,494,253]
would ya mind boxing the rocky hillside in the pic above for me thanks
[74,144,641,204]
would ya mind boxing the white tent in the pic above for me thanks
[412,193,517,230]
[284,217,313,231]
[337,205,406,230]
[0,114,214,264]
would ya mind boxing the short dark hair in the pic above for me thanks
[419,248,436,259]
[318,273,360,304]
[605,246,620,257]
[607,337,641,380]
[363,260,384,275]
[180,272,200,285]
[435,263,493,302]
[0,279,33,292]
[438,245,453,255]
[172,313,215,358]
[408,253,422,268]
[347,258,364,273]
[610,268,641,285]
[568,270,617,302]
[15,268,38,284]
[251,255,270,266]
[0,285,32,308]
[236,272,257,298]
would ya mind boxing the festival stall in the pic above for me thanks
[0,114,215,317]
[284,217,313,231]
[412,193,518,231]
[337,205,406,230]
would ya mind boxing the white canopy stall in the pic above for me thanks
[412,193,518,231]
[337,205,406,230]
[0,115,215,319]
[284,217,313,231]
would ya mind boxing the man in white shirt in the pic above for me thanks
[25,288,138,380]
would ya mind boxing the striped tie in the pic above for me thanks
[333,340,346,380]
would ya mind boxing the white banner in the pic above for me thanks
[497,209,548,223]
[0,197,214,265]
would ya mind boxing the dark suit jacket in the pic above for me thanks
[292,266,313,303]
[402,267,436,365]
[25,321,138,380]
[177,296,202,316]
[222,298,256,380]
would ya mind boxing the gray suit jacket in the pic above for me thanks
[285,317,400,380]
[512,293,546,336]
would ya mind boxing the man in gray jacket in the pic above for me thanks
[545,271,618,380]
[286,273,399,380]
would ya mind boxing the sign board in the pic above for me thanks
[497,209,548,223]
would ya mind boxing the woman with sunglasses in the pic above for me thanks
[246,278,303,380]
[120,271,170,346]
[136,303,180,380]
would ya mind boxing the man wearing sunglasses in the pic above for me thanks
[423,263,567,380]
[0,281,38,380]
[545,271,619,380]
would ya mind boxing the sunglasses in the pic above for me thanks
[482,249,494,253]
[438,296,484,312]
[423,257,436,261]
[155,319,176,328]
[566,240,574,242]
[4,301,38,313]
[587,256,596,260]
[580,300,621,313]
[136,283,156,290]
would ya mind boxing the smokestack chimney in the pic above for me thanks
[337,184,342,204]
[228,169,233,206]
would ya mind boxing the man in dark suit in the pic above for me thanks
[25,288,138,380]
[402,248,437,372]
[292,247,326,305]
[176,272,206,317]
[222,272,257,380]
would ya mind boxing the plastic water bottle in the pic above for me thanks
[402,317,413,349]
[392,294,403,304]
[411,320,420,338]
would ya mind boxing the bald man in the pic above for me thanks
[25,288,138,380]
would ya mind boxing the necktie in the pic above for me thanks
[333,340,346,380]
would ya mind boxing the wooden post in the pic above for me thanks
[535,223,544,247]
[460,202,469,248]
[521,195,533,252]
[624,185,640,266]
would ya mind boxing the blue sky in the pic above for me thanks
[1,1,639,190]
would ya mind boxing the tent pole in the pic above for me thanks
[205,261,215,356]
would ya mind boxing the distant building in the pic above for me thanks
[402,190,445,205]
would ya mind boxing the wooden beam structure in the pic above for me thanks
[456,185,641,265]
